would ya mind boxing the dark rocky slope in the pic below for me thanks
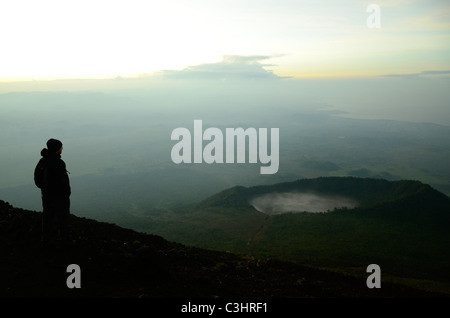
[0,200,445,299]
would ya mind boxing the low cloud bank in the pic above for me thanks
[250,192,358,215]
[158,55,288,80]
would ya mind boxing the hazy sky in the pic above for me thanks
[1,0,449,81]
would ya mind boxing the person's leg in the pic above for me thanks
[56,196,71,245]
[42,195,56,246]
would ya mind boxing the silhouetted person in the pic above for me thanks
[35,138,71,248]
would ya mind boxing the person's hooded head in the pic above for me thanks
[41,138,63,158]
[47,138,63,153]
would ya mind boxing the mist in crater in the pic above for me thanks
[250,192,358,215]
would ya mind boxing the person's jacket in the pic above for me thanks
[39,148,71,197]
